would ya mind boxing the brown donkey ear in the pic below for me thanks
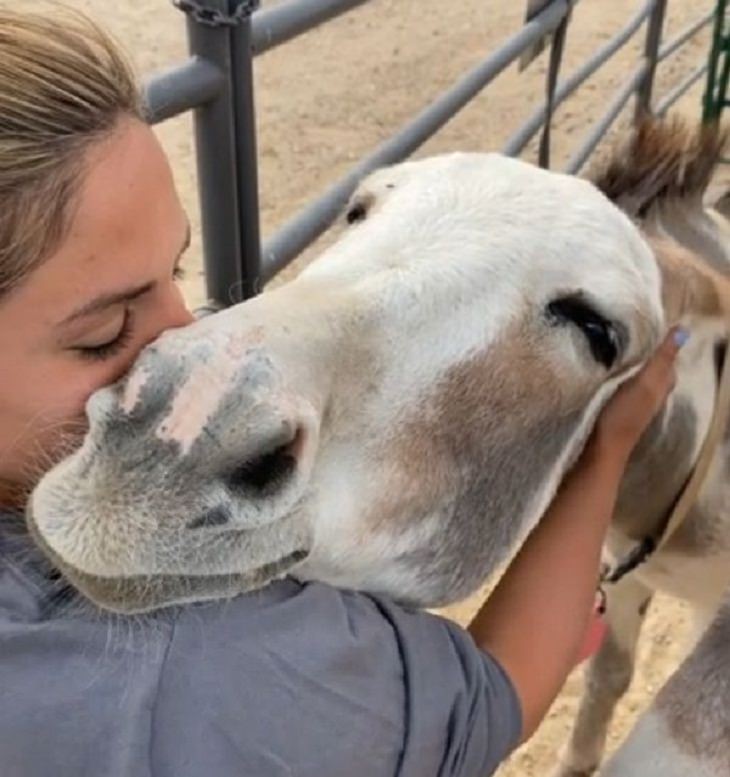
[648,234,730,325]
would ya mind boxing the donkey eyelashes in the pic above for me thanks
[547,295,623,369]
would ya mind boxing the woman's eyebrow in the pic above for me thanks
[59,224,192,326]
[59,282,155,325]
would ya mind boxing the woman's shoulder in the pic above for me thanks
[0,541,519,777]
[0,575,409,777]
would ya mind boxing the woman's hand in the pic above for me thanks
[590,328,687,466]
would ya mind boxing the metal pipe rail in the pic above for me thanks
[506,4,715,170]
[502,0,655,157]
[262,0,571,281]
[251,0,371,55]
[565,60,650,173]
[145,0,372,125]
[658,9,714,61]
[145,58,224,125]
[656,61,710,115]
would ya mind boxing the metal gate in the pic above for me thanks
[143,0,715,309]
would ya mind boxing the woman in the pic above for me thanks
[0,7,683,777]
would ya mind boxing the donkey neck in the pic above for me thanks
[610,196,730,540]
[647,199,730,277]
[613,339,719,542]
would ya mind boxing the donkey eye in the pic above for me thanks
[547,296,622,369]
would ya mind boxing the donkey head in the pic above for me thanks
[30,151,713,613]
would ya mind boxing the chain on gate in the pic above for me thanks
[172,0,260,28]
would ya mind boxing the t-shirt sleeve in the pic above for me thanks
[371,595,523,777]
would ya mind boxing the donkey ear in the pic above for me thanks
[647,234,730,324]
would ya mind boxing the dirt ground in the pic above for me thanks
[29,0,717,773]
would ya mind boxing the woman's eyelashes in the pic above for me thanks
[73,263,185,362]
[74,309,135,362]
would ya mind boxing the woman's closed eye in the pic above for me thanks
[69,261,186,362]
[74,309,135,362]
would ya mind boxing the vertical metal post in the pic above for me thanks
[229,2,262,298]
[538,3,572,169]
[717,44,730,119]
[635,0,668,119]
[181,0,261,308]
[704,0,728,122]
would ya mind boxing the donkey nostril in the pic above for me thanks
[226,431,300,497]
[227,446,296,496]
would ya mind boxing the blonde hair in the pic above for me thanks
[0,6,142,298]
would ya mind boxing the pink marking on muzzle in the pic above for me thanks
[155,335,259,455]
[120,366,149,415]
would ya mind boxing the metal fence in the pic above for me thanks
[144,0,716,309]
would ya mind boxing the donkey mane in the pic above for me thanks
[590,117,728,219]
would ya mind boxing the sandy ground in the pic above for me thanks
[21,0,718,773]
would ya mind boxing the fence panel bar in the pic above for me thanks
[252,0,371,55]
[503,0,653,157]
[656,62,709,115]
[658,9,714,62]
[261,0,570,281]
[635,0,667,116]
[565,60,648,173]
[145,57,224,125]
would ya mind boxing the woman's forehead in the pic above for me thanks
[67,120,184,255]
[5,121,186,318]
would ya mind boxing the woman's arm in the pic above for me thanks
[468,329,684,742]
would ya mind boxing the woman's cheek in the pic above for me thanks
[51,364,111,421]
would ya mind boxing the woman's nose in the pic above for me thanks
[164,284,196,330]
[143,284,195,349]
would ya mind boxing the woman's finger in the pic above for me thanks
[640,327,686,381]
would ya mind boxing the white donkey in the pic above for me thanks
[27,119,730,775]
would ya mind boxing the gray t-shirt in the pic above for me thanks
[0,516,521,777]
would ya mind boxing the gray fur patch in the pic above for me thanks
[657,597,730,769]
[614,396,698,542]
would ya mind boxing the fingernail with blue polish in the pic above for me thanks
[673,328,690,348]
